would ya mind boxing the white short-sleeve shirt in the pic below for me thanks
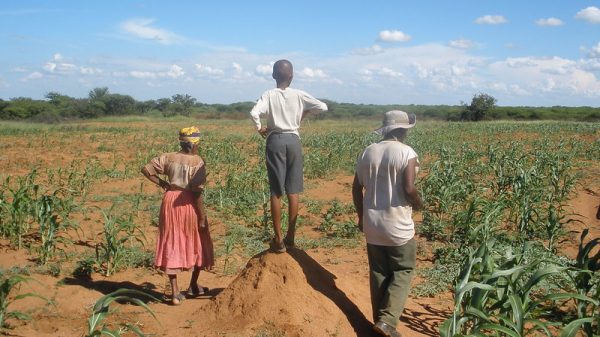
[356,140,418,246]
[249,88,327,136]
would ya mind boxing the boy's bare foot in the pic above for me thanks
[269,238,287,253]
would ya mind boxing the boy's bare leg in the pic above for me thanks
[285,193,299,246]
[270,194,283,242]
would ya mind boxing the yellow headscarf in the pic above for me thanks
[179,126,201,145]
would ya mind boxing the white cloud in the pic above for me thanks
[451,65,467,76]
[12,67,28,73]
[255,63,273,75]
[449,39,476,49]
[43,61,77,74]
[195,64,224,76]
[166,64,184,78]
[21,71,43,81]
[352,44,384,55]
[130,71,157,79]
[588,42,600,58]
[378,30,411,42]
[535,17,564,26]
[232,62,243,73]
[378,67,403,78]
[53,53,64,61]
[79,66,101,75]
[120,18,184,44]
[129,64,184,79]
[298,67,327,78]
[475,15,507,25]
[575,6,600,24]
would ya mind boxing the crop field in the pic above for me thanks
[0,117,598,337]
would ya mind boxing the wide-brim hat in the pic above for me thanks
[374,110,416,136]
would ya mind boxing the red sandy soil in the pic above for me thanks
[1,181,597,337]
[0,121,598,337]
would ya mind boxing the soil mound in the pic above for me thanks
[196,249,372,337]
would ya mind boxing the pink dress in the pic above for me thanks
[144,153,214,274]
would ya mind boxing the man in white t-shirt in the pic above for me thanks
[352,110,423,337]
[250,59,327,253]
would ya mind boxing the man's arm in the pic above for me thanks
[403,158,423,210]
[352,174,364,232]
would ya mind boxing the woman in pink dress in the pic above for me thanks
[141,126,214,305]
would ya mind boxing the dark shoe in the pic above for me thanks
[269,238,287,253]
[185,285,209,298]
[373,321,402,337]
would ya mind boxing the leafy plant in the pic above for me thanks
[85,288,157,337]
[0,275,47,328]
[95,207,146,276]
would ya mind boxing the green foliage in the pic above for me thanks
[0,275,48,328]
[0,89,598,121]
[461,92,497,121]
[34,192,75,265]
[85,288,157,337]
[95,207,146,276]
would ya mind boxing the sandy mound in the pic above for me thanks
[195,249,373,337]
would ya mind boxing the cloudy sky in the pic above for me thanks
[1,0,600,106]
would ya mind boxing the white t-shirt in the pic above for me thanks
[249,88,327,136]
[355,140,418,246]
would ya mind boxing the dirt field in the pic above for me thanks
[0,118,598,337]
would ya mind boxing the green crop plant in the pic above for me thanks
[0,275,48,328]
[1,170,39,249]
[85,288,157,337]
[95,207,146,276]
[34,195,65,265]
[441,237,598,337]
[561,229,599,337]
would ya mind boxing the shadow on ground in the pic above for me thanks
[401,304,450,337]
[62,276,224,304]
[288,248,376,337]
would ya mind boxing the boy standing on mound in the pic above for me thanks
[250,59,328,253]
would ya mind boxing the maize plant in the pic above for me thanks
[34,191,77,265]
[85,288,157,337]
[0,275,48,328]
[1,170,39,249]
[441,237,598,337]
[95,207,145,277]
[560,229,600,337]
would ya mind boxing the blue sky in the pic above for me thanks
[1,0,600,106]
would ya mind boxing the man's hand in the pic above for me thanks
[198,214,207,230]
[258,127,268,138]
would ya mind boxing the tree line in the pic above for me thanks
[0,88,598,122]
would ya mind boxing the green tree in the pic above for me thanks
[103,94,135,115]
[171,94,196,116]
[88,87,109,101]
[461,93,497,121]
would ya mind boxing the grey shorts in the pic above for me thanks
[266,133,303,196]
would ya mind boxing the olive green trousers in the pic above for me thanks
[367,238,416,327]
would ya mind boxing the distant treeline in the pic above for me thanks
[0,88,598,122]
